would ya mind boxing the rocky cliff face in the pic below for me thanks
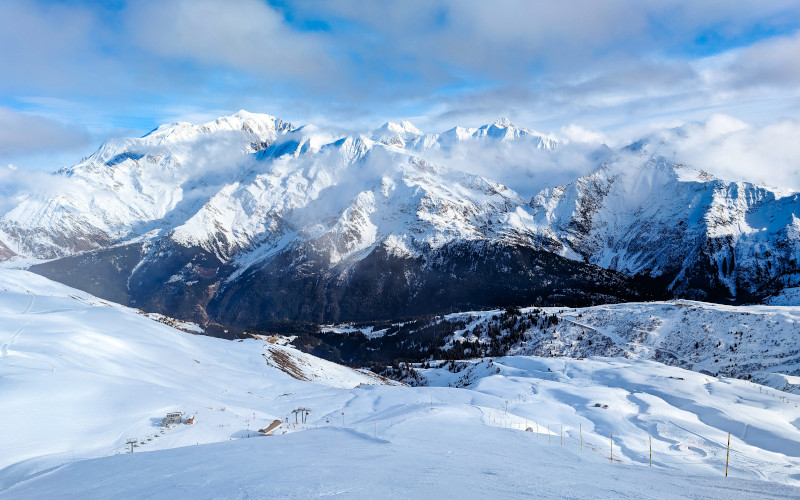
[529,152,800,302]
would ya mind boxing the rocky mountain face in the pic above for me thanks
[0,111,797,328]
[529,150,800,302]
[316,301,800,386]
[1,112,642,325]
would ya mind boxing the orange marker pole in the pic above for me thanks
[725,433,731,477]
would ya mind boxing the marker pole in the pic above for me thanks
[725,433,731,477]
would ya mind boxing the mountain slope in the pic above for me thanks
[2,111,798,329]
[0,268,389,478]
[529,152,800,302]
[3,112,646,324]
[436,301,800,385]
[0,111,293,259]
[2,268,800,497]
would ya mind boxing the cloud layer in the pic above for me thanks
[0,0,798,178]
[0,108,90,157]
[652,115,800,191]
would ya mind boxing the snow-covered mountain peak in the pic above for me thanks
[379,120,423,136]
[257,124,343,159]
[3,109,799,315]
[469,119,558,149]
[492,117,514,128]
[61,110,296,177]
[528,149,800,300]
[141,110,294,146]
[371,120,424,148]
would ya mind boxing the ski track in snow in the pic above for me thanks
[0,296,35,357]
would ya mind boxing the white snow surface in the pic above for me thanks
[2,269,800,498]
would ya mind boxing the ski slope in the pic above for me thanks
[0,269,385,480]
[2,268,800,498]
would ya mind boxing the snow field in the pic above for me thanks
[2,268,800,498]
[419,356,800,485]
[0,269,381,483]
[5,396,800,499]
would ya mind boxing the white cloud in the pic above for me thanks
[559,125,608,145]
[645,114,800,190]
[0,1,124,95]
[0,108,90,157]
[0,164,77,215]
[0,0,799,177]
[419,136,603,198]
[721,31,800,90]
[420,113,800,198]
[126,0,334,81]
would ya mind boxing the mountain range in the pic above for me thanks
[1,110,798,327]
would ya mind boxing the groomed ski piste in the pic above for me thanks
[2,268,800,498]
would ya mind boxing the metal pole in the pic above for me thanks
[610,431,613,463]
[649,436,652,466]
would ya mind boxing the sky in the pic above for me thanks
[1,0,800,183]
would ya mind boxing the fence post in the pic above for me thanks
[725,433,731,477]
[610,431,613,463]
[649,435,652,466]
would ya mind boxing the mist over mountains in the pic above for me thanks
[1,111,798,327]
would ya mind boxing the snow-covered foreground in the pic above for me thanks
[2,269,800,498]
[5,411,800,500]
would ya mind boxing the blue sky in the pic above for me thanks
[1,0,799,171]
